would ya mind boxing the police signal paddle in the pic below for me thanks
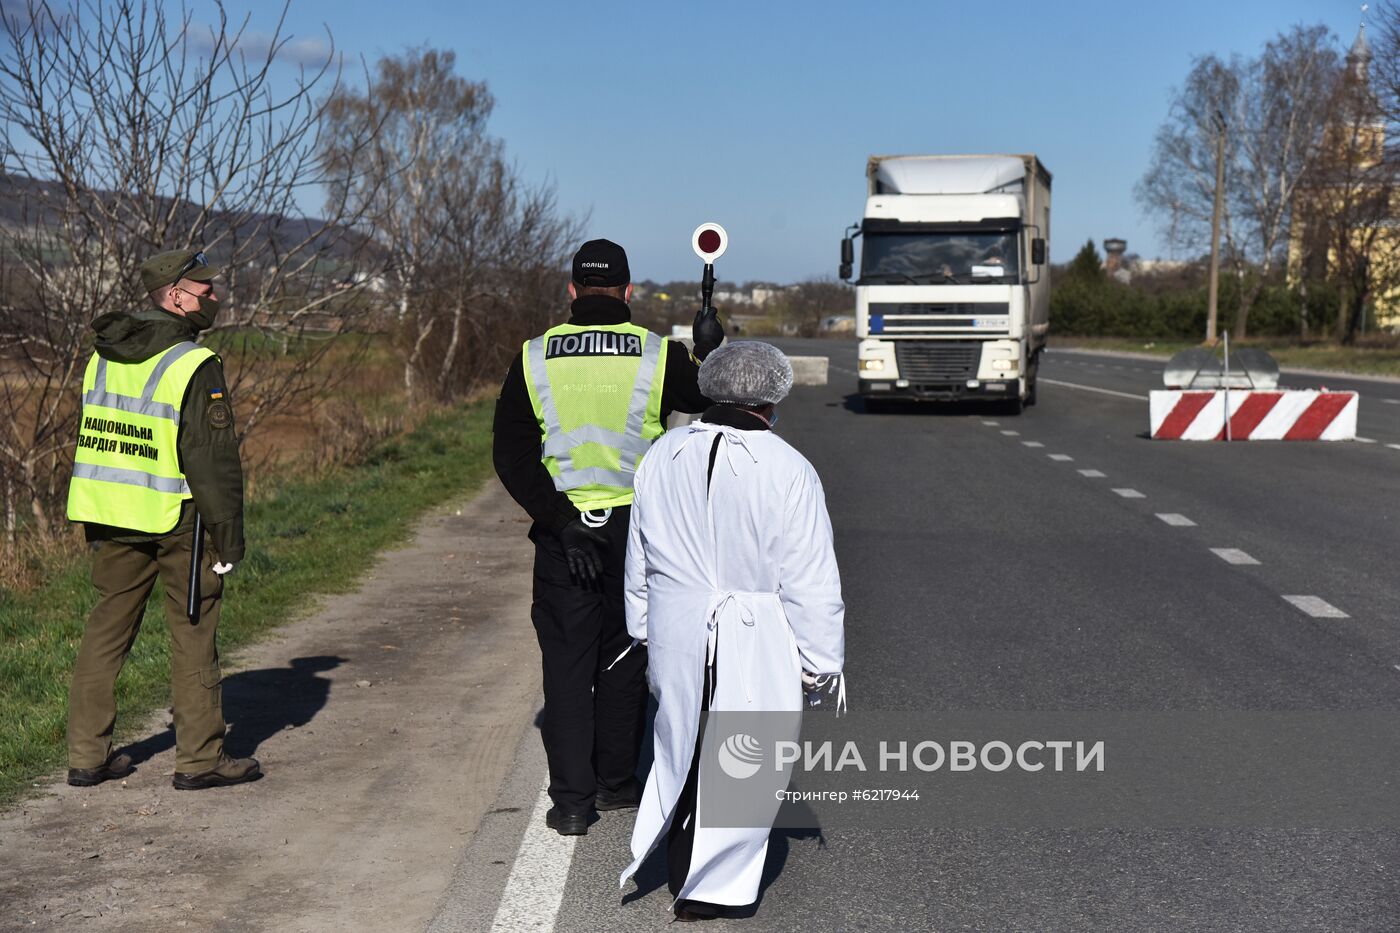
[692,223,728,314]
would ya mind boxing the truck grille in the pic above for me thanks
[895,342,981,383]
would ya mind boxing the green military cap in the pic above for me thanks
[139,248,221,293]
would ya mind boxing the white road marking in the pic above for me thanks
[488,779,576,932]
[1022,441,1045,448]
[1048,454,1074,461]
[981,420,999,426]
[1283,595,1349,619]
[1383,398,1400,405]
[1156,513,1196,526]
[1000,430,1020,436]
[1357,437,1378,444]
[1112,488,1146,499]
[1079,469,1106,478]
[1211,548,1260,565]
[1039,378,1149,401]
[1388,444,1400,451]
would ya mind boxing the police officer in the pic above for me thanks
[494,238,723,835]
[65,249,260,790]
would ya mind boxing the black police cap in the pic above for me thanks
[571,239,630,287]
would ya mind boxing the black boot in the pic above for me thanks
[595,777,642,811]
[545,805,590,836]
[674,899,722,921]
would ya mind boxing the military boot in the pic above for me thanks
[67,751,135,787]
[172,754,261,790]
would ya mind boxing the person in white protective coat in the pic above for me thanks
[619,341,845,921]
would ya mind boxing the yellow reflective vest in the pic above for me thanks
[522,322,667,511]
[67,341,215,533]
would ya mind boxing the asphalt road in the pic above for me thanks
[448,339,1400,932]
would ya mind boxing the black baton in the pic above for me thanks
[187,511,203,625]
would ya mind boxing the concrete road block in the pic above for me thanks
[789,356,829,386]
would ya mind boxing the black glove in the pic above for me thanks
[558,516,607,585]
[692,306,725,361]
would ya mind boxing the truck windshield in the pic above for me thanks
[861,230,1020,284]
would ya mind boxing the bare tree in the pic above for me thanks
[0,0,380,547]
[769,280,852,337]
[1139,27,1341,339]
[322,47,581,399]
[1138,56,1243,279]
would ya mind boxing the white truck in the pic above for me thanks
[840,154,1051,413]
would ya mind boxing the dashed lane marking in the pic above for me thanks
[1079,469,1106,478]
[1388,444,1400,451]
[1022,441,1045,448]
[1383,398,1400,405]
[981,420,999,426]
[1001,430,1020,436]
[1039,378,1149,402]
[488,779,576,932]
[1211,548,1260,565]
[1283,595,1349,619]
[1112,488,1146,499]
[1048,454,1074,461]
[1156,513,1196,526]
[1357,437,1378,444]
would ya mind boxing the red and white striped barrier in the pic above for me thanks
[1149,390,1358,441]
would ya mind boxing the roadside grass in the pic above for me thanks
[0,401,495,805]
[1057,336,1400,379]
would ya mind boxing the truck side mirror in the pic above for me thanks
[840,238,854,280]
[1031,237,1046,265]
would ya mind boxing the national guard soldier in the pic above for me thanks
[493,238,724,835]
[65,249,260,790]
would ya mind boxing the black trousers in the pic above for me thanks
[530,505,648,813]
[667,649,714,900]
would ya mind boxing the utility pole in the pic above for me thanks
[1205,109,1226,344]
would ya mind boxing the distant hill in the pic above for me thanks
[0,172,365,261]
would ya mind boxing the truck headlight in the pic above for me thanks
[859,359,885,372]
[992,359,1015,371]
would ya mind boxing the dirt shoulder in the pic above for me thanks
[0,482,541,932]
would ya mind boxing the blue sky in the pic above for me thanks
[253,0,1365,283]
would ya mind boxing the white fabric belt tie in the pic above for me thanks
[706,590,774,706]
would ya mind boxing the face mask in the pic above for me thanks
[185,295,221,331]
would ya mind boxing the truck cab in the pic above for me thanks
[841,154,1051,413]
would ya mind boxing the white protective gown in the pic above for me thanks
[619,419,845,907]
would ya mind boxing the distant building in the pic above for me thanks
[1103,238,1130,283]
[714,290,753,305]
[1132,259,1187,276]
[750,285,796,307]
[1287,24,1400,332]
